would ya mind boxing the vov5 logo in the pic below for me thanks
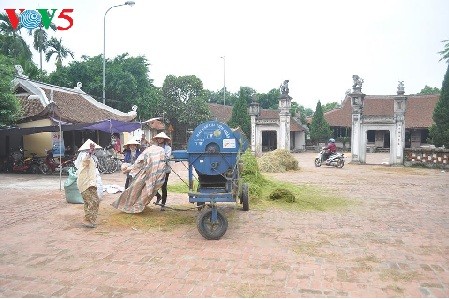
[4,8,74,31]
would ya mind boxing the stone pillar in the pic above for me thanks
[248,100,260,155]
[278,94,292,151]
[393,81,407,165]
[349,75,365,164]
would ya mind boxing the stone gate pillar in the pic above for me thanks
[349,75,365,164]
[249,99,260,155]
[278,80,292,151]
[393,81,407,165]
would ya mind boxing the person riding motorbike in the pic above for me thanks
[322,138,337,161]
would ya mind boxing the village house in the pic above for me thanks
[0,66,163,159]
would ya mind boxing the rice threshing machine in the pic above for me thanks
[171,121,249,240]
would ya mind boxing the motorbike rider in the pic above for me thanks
[322,138,337,161]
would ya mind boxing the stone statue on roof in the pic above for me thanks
[14,65,28,78]
[352,75,364,91]
[280,80,289,95]
[397,81,405,95]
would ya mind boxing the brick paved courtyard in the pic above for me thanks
[0,153,448,297]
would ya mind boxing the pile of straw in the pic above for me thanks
[257,149,299,173]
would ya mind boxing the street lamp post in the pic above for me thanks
[103,1,135,105]
[220,56,226,106]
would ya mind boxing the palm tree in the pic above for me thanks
[29,23,57,73]
[45,37,74,69]
[438,40,449,63]
[0,12,32,62]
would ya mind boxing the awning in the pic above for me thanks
[0,119,141,136]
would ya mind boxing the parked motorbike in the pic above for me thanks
[315,149,345,168]
[6,148,42,174]
[39,149,76,175]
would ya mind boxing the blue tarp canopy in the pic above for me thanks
[82,119,141,133]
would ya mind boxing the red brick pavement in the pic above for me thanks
[0,153,448,297]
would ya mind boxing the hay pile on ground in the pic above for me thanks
[257,149,299,173]
[269,188,296,203]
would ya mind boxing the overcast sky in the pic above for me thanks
[3,0,449,109]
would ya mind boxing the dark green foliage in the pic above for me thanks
[0,54,21,126]
[269,188,296,203]
[309,100,332,143]
[418,85,441,95]
[161,75,211,147]
[258,88,280,109]
[429,63,449,147]
[45,53,159,120]
[438,39,449,63]
[228,87,251,137]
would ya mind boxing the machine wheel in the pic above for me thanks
[336,158,344,168]
[197,208,228,240]
[39,163,52,174]
[314,158,322,167]
[241,183,249,211]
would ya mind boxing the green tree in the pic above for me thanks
[258,88,280,109]
[0,13,32,64]
[309,100,332,143]
[45,37,74,68]
[45,53,158,119]
[322,101,340,113]
[161,75,210,147]
[429,63,449,147]
[29,22,57,74]
[0,54,21,126]
[438,39,449,63]
[418,85,441,95]
[228,87,251,137]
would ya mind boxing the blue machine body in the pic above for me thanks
[172,121,248,205]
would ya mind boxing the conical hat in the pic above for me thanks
[152,132,171,141]
[78,139,102,151]
[124,138,140,146]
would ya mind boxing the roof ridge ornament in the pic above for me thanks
[397,81,405,95]
[352,75,363,92]
[14,65,29,79]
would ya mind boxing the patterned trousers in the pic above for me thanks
[81,186,100,223]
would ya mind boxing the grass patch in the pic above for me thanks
[168,157,351,212]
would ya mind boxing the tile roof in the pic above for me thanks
[323,94,439,129]
[13,77,137,124]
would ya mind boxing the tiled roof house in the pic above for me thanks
[0,68,138,158]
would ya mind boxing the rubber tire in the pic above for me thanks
[314,158,322,167]
[197,209,228,240]
[336,159,344,168]
[241,183,249,211]
[39,163,52,174]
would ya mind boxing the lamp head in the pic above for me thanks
[125,1,135,6]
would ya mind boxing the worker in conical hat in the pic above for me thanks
[122,138,142,189]
[153,132,172,211]
[74,139,103,228]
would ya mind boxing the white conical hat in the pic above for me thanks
[152,132,171,141]
[78,139,102,151]
[124,138,140,146]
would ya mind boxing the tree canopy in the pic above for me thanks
[429,63,449,147]
[228,87,251,138]
[309,100,332,143]
[0,54,21,126]
[417,85,441,95]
